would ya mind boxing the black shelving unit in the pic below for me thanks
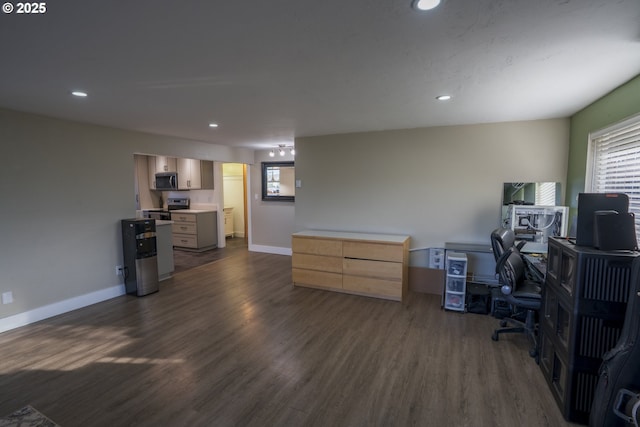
[539,237,639,424]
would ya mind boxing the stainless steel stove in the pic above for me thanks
[167,198,190,212]
[144,198,190,221]
[143,209,171,221]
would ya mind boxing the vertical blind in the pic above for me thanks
[587,114,640,237]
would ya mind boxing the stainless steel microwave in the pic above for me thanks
[155,172,178,190]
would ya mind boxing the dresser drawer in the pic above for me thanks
[343,241,403,262]
[173,234,198,248]
[293,268,342,289]
[342,275,402,300]
[172,222,197,235]
[343,258,402,280]
[171,213,196,223]
[293,253,342,273]
[292,237,342,257]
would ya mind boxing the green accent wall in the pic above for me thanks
[566,74,640,219]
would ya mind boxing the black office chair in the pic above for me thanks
[491,246,542,359]
[490,227,525,262]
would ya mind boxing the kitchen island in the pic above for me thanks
[171,210,218,251]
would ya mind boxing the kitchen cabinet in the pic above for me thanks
[292,230,410,302]
[148,156,177,189]
[177,158,214,190]
[155,156,177,172]
[172,210,218,251]
[223,207,234,238]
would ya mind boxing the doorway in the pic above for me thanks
[222,163,248,240]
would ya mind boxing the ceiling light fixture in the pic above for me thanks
[269,144,295,157]
[71,91,88,97]
[436,94,452,101]
[208,123,219,128]
[412,0,441,11]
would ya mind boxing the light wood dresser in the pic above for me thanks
[292,230,410,302]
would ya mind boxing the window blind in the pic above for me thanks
[587,114,640,237]
[535,182,556,206]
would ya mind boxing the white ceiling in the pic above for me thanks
[1,0,639,150]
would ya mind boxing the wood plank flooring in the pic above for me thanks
[172,236,248,273]
[0,250,581,426]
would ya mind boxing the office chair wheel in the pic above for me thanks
[492,331,499,341]
[529,348,538,358]
[499,320,508,327]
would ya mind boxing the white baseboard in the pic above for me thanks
[0,284,126,334]
[248,244,292,256]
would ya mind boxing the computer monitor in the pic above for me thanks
[576,193,629,247]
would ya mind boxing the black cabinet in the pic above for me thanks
[539,238,638,424]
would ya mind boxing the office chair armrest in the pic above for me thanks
[515,240,526,251]
[495,245,514,274]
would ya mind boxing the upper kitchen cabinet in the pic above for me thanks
[148,156,177,189]
[177,158,214,190]
[154,156,177,173]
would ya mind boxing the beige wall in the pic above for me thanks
[294,119,570,250]
[0,108,570,331]
[249,150,296,253]
[0,108,253,330]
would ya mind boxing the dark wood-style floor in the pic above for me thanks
[173,237,248,273]
[0,249,580,427]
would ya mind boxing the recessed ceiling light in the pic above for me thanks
[71,91,88,97]
[436,95,452,101]
[412,0,441,11]
[208,123,219,128]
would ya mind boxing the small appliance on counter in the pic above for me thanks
[121,218,159,296]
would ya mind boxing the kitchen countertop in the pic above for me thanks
[172,209,217,214]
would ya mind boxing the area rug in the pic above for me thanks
[0,405,60,427]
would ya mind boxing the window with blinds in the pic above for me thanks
[586,113,640,236]
[535,182,556,206]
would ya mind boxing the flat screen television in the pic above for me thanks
[575,193,629,247]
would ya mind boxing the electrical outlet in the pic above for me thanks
[116,265,124,275]
[2,291,13,304]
